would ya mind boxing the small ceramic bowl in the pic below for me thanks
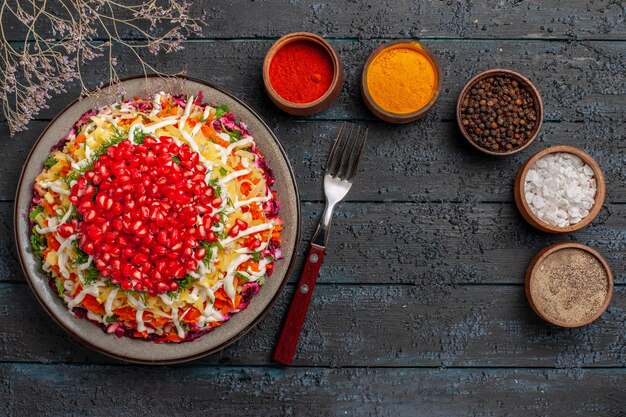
[514,145,606,234]
[361,40,442,124]
[525,242,613,328]
[457,68,543,156]
[263,32,344,116]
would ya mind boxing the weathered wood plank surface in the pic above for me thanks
[3,201,624,285]
[2,40,624,123]
[1,2,625,416]
[3,120,625,203]
[2,364,626,417]
[3,0,625,41]
[2,283,626,368]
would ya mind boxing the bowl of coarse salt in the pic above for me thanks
[514,145,606,233]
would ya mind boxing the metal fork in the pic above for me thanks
[273,123,368,365]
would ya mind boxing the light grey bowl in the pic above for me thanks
[14,75,301,364]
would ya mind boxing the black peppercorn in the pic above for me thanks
[460,74,539,153]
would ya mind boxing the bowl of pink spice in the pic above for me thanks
[263,32,344,116]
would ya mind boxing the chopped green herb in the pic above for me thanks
[105,315,119,323]
[235,271,249,282]
[67,210,82,222]
[29,205,44,221]
[55,278,65,297]
[257,277,266,286]
[172,155,181,164]
[44,156,58,170]
[220,122,243,143]
[110,125,127,144]
[214,104,229,119]
[133,128,149,144]
[219,167,228,177]
[82,264,101,285]
[62,126,128,185]
[251,252,262,262]
[167,275,196,298]
[72,240,88,265]
[30,229,46,258]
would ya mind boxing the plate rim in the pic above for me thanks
[13,74,301,364]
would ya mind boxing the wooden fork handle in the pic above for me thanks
[272,243,326,365]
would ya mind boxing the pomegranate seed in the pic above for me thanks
[228,225,240,238]
[202,215,213,230]
[235,219,248,230]
[193,248,206,260]
[71,138,227,294]
[83,242,95,255]
[57,223,75,239]
[206,231,218,242]
[210,196,223,208]
[83,209,97,222]
[169,282,179,291]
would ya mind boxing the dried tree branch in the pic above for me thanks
[0,0,204,135]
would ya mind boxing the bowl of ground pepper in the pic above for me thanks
[526,242,613,328]
[361,40,442,123]
[457,68,543,155]
[263,32,344,116]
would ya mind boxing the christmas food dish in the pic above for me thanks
[29,92,284,343]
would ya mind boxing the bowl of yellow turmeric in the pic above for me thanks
[361,40,442,124]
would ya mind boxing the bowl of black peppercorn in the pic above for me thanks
[457,68,543,156]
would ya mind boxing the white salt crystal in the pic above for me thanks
[523,152,597,227]
[533,195,546,209]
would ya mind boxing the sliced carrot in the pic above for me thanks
[46,233,61,251]
[114,306,136,322]
[234,294,243,308]
[249,203,264,220]
[271,224,284,243]
[118,116,136,126]
[149,315,170,327]
[75,134,86,144]
[213,299,231,314]
[182,306,202,323]
[165,332,182,342]
[214,288,229,302]
[238,260,260,273]
[133,331,149,339]
[201,124,230,147]
[82,294,106,315]
[157,106,178,118]
[51,264,61,277]
[42,200,56,216]
[240,182,252,195]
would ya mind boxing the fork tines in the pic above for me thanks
[326,123,368,181]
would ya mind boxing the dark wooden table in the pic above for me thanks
[1,1,625,416]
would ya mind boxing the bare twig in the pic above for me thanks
[0,0,204,135]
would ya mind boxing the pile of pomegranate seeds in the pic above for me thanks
[68,136,223,295]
